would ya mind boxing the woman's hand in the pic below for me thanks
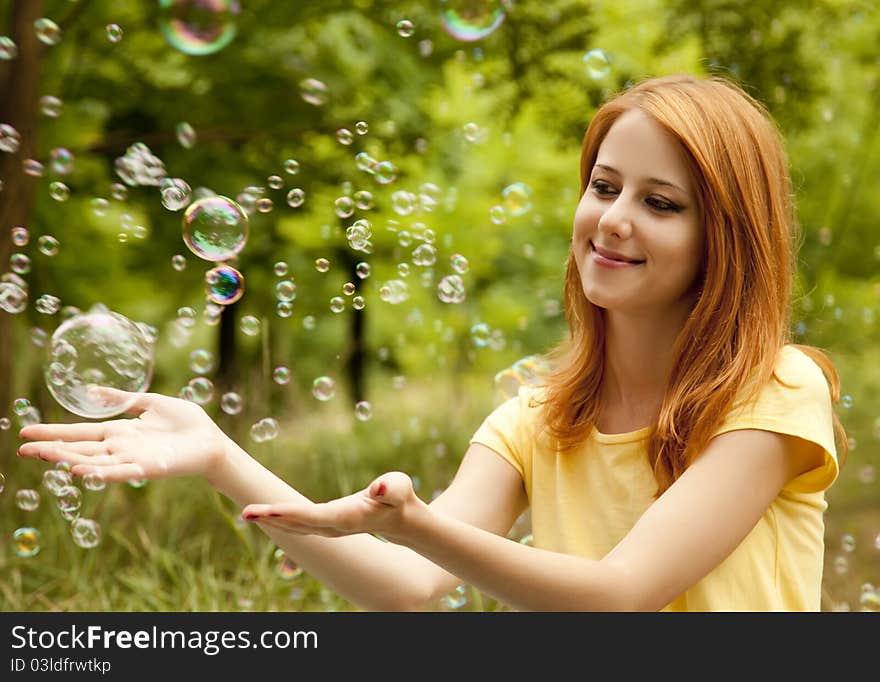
[241,471,426,543]
[17,388,231,483]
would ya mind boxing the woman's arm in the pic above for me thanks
[246,428,824,611]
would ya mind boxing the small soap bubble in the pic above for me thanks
[13,398,31,416]
[256,197,273,213]
[302,315,316,331]
[329,297,345,313]
[37,235,60,256]
[13,527,41,557]
[0,123,21,153]
[56,485,82,516]
[71,518,101,548]
[189,349,215,375]
[161,177,192,211]
[315,258,330,273]
[39,95,63,118]
[205,265,244,305]
[82,472,106,492]
[471,322,491,347]
[106,23,123,43]
[35,294,61,315]
[312,376,335,401]
[11,226,28,247]
[172,254,186,271]
[440,1,507,42]
[0,281,27,313]
[49,181,70,202]
[275,280,297,302]
[276,301,293,318]
[240,315,260,336]
[273,366,291,385]
[355,121,369,135]
[159,0,240,56]
[335,196,355,218]
[463,122,481,143]
[23,159,44,177]
[379,279,408,304]
[336,128,354,146]
[49,147,74,175]
[283,159,300,175]
[342,282,356,296]
[489,205,506,224]
[373,161,398,185]
[15,488,40,511]
[267,175,283,190]
[396,19,415,37]
[274,548,303,580]
[34,17,61,46]
[355,262,371,279]
[300,78,329,106]
[450,253,469,273]
[186,377,214,404]
[437,274,466,303]
[43,469,73,496]
[0,36,17,60]
[352,296,365,310]
[502,182,533,216]
[220,391,243,415]
[583,48,611,79]
[354,400,372,421]
[273,261,288,277]
[286,188,305,208]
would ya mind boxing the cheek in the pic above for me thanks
[572,196,600,244]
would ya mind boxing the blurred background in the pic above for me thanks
[0,0,877,612]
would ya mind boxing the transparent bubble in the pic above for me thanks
[11,226,28,247]
[355,262,371,279]
[13,527,40,557]
[161,177,192,211]
[315,258,330,273]
[56,485,82,516]
[71,518,101,549]
[39,95,63,118]
[352,296,365,310]
[335,196,355,218]
[275,279,297,302]
[105,23,124,43]
[471,322,491,347]
[329,297,344,313]
[336,128,354,146]
[110,183,128,201]
[189,349,215,375]
[302,315,316,331]
[256,197,273,213]
[354,190,374,210]
[437,274,466,303]
[354,401,372,421]
[379,279,408,304]
[267,175,283,190]
[463,122,481,143]
[273,261,288,277]
[841,394,853,409]
[49,147,74,175]
[13,398,30,416]
[182,195,248,262]
[355,152,377,173]
[833,555,848,575]
[283,159,300,175]
[841,534,856,552]
[171,254,186,271]
[373,161,398,185]
[205,264,244,305]
[412,243,437,266]
[43,307,154,418]
[37,235,60,256]
[286,188,305,208]
[176,121,197,149]
[42,469,73,496]
[158,0,240,56]
[177,306,197,328]
[276,301,293,318]
[273,366,291,385]
[0,36,17,60]
[0,281,27,314]
[312,376,335,401]
[440,1,507,42]
[391,190,417,216]
[217,392,241,416]
[23,158,44,176]
[442,584,468,610]
[300,77,329,106]
[35,294,61,315]
[450,253,470,274]
[49,181,70,202]
[342,282,356,296]
[489,205,506,224]
[502,182,533,216]
[396,19,415,37]
[0,471,5,491]
[82,472,106,492]
[355,121,369,135]
[274,548,303,580]
[0,123,21,153]
[16,489,40,511]
[240,315,260,336]
[583,48,611,79]
[34,17,61,46]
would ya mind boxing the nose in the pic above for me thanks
[596,194,634,239]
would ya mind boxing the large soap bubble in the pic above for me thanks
[44,306,155,418]
[158,0,241,56]
[439,0,507,42]
[182,195,249,261]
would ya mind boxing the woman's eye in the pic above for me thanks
[590,180,615,195]
[647,197,681,212]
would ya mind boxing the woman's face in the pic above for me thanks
[572,108,704,316]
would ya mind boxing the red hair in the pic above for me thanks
[536,74,848,497]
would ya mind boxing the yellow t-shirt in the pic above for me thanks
[470,345,839,611]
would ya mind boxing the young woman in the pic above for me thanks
[18,73,847,611]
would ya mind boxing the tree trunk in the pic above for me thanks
[0,0,44,470]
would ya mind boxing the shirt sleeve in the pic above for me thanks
[710,346,839,494]
[468,385,535,482]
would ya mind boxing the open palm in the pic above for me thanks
[18,389,228,483]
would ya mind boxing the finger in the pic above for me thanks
[18,441,107,459]
[246,518,313,534]
[19,422,108,442]
[241,504,329,527]
[19,445,118,468]
[69,462,147,484]
[368,471,413,506]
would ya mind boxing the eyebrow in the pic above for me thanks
[593,164,688,194]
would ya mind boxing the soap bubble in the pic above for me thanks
[397,19,415,37]
[189,349,215,374]
[440,1,507,42]
[161,177,192,211]
[286,188,305,208]
[205,264,244,304]
[502,182,533,216]
[354,401,372,421]
[355,262,371,279]
[300,78,329,106]
[71,518,101,549]
[315,258,330,273]
[82,472,106,492]
[220,391,243,415]
[34,18,61,46]
[176,122,197,148]
[114,142,167,187]
[39,95,63,118]
[312,376,336,401]
[43,469,73,496]
[37,235,60,256]
[437,275,466,303]
[13,527,41,557]
[0,123,21,153]
[240,315,260,336]
[49,147,74,175]
[583,48,611,79]
[15,489,40,511]
[273,366,291,385]
[373,161,398,185]
[182,195,248,261]
[106,23,123,43]
[0,36,17,60]
[43,307,154,418]
[0,282,28,313]
[158,0,240,56]
[379,279,408,304]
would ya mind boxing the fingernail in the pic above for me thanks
[269,513,281,517]
[375,482,387,497]
[242,513,257,520]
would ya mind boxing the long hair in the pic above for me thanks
[536,74,848,497]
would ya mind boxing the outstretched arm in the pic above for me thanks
[244,427,824,611]
[17,390,527,611]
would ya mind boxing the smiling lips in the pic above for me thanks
[590,242,645,268]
